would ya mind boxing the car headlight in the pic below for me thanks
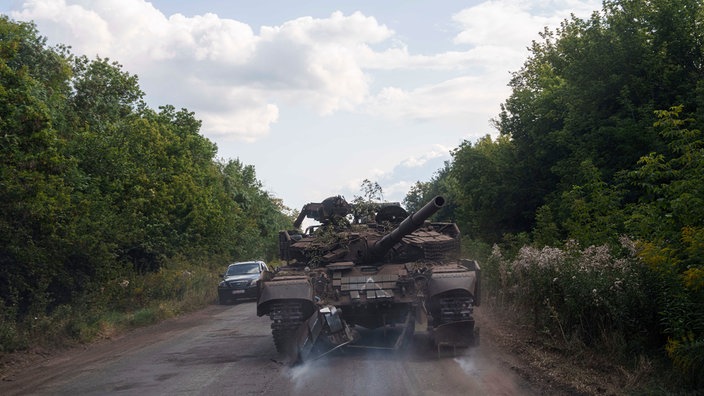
[218,281,227,287]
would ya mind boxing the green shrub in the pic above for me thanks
[0,258,221,352]
[485,237,657,353]
[667,336,704,389]
[129,308,158,327]
[0,301,23,352]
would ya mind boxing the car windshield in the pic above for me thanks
[226,263,260,276]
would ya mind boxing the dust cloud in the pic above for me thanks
[454,351,530,396]
[281,332,535,395]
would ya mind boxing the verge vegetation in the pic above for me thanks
[0,16,293,354]
[406,0,704,393]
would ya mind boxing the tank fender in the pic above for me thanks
[427,271,477,299]
[257,278,315,317]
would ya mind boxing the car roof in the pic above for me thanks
[228,260,265,267]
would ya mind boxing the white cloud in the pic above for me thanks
[400,146,451,168]
[259,11,392,45]
[452,0,601,49]
[254,11,391,114]
[384,180,414,203]
[14,0,257,62]
[12,0,113,57]
[355,0,601,123]
[4,0,609,210]
[165,13,256,63]
[199,104,279,142]
[333,147,453,204]
[364,74,509,122]
[10,1,393,139]
[9,0,603,146]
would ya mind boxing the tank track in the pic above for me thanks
[431,293,477,350]
[269,301,306,354]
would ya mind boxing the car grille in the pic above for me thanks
[227,280,250,289]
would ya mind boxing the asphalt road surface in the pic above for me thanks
[0,302,535,395]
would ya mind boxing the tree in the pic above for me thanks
[626,107,704,386]
[0,16,292,321]
[219,159,291,261]
[403,162,460,222]
[493,0,704,240]
[557,160,626,246]
[403,181,432,213]
[450,135,523,242]
[0,17,81,314]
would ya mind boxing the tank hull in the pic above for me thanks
[257,260,480,362]
[256,196,480,363]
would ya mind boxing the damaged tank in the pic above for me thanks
[256,195,480,362]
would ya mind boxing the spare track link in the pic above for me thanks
[269,301,305,354]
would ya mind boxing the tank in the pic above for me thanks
[256,195,480,362]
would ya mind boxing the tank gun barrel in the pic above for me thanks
[369,196,445,259]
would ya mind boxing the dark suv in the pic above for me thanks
[217,261,269,304]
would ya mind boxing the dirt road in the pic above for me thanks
[0,302,538,395]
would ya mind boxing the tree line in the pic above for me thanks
[405,0,703,389]
[0,16,291,333]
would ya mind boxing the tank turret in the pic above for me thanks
[279,195,454,267]
[368,195,445,261]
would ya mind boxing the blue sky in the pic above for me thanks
[2,0,602,211]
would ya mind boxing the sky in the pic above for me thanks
[1,0,603,212]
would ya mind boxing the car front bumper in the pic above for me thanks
[218,285,258,301]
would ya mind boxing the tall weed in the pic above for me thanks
[483,237,657,354]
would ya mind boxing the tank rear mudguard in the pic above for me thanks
[427,270,477,300]
[426,268,480,349]
[257,277,314,317]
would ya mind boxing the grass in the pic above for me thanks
[0,261,221,353]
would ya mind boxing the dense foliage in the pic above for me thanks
[0,16,291,349]
[407,0,704,389]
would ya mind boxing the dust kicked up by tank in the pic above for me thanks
[256,195,481,363]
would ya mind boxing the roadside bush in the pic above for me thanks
[460,238,491,264]
[0,260,220,353]
[640,228,704,390]
[0,301,23,352]
[484,237,657,354]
